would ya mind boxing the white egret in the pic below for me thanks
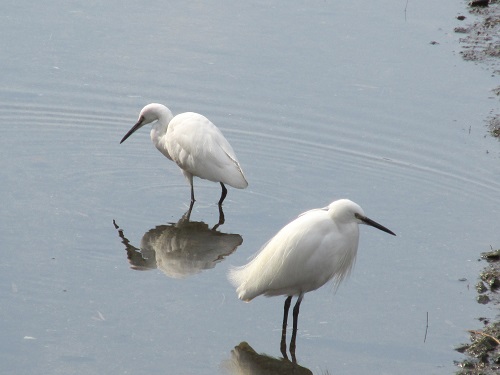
[228,199,395,357]
[120,103,248,206]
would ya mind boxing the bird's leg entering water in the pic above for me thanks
[190,184,196,204]
[185,174,196,204]
[185,200,195,221]
[211,204,226,231]
[280,296,292,359]
[218,182,228,206]
[289,294,303,363]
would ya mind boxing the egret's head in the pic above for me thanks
[329,199,395,236]
[138,103,166,126]
[120,103,172,144]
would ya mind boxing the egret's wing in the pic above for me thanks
[167,113,247,188]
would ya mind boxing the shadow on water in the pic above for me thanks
[112,208,243,279]
[221,341,316,375]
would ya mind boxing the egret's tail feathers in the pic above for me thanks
[228,266,255,302]
[220,149,248,189]
[228,170,248,189]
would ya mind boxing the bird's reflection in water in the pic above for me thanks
[113,209,242,278]
[222,341,313,375]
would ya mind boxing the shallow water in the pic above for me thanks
[1,1,499,374]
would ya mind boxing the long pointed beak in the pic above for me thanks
[356,213,396,236]
[120,117,144,144]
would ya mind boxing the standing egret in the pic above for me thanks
[228,199,395,360]
[120,103,248,208]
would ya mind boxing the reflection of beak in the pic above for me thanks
[120,116,144,144]
[355,213,396,236]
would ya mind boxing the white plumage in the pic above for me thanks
[120,103,247,205]
[228,199,395,351]
[230,203,358,301]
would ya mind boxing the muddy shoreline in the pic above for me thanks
[455,250,500,373]
[453,1,499,373]
[454,0,499,139]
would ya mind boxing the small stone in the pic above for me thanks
[469,0,489,7]
[477,294,490,304]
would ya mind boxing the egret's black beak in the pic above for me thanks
[120,116,145,144]
[355,213,396,236]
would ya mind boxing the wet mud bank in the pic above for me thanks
[453,1,500,373]
[454,0,499,138]
[455,250,500,374]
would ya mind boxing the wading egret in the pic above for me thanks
[120,103,248,206]
[228,199,395,359]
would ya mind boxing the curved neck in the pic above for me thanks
[150,107,174,159]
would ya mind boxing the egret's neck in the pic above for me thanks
[150,107,174,159]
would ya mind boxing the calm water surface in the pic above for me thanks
[1,1,499,374]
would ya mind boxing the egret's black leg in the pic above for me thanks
[290,294,303,363]
[218,182,228,206]
[292,294,303,334]
[280,296,292,359]
[282,296,292,333]
[186,200,195,221]
[211,204,225,231]
[190,183,196,204]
